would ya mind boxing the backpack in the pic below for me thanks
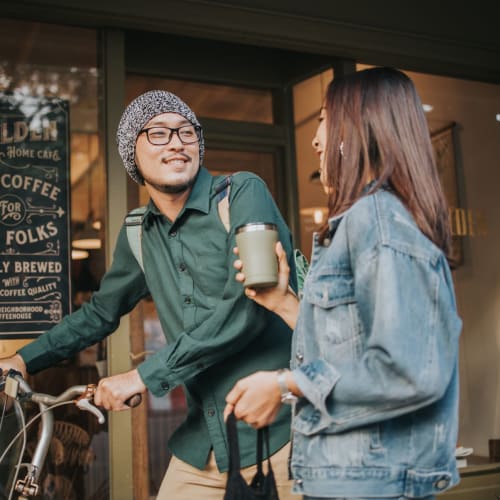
[125,174,309,294]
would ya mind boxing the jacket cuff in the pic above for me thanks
[293,359,340,420]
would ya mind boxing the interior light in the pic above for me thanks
[422,104,433,113]
[496,114,500,122]
[72,236,102,250]
[71,249,89,260]
[313,209,325,225]
[300,206,328,225]
[72,223,102,250]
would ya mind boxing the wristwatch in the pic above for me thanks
[277,369,298,405]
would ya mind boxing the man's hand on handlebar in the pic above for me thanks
[94,368,146,411]
[0,353,27,380]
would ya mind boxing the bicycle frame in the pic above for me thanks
[0,370,105,499]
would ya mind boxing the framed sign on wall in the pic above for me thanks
[0,94,71,338]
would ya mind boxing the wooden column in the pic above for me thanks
[129,303,150,500]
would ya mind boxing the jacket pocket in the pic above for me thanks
[304,266,359,345]
[305,266,355,308]
[293,414,384,467]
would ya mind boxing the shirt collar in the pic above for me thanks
[143,166,212,221]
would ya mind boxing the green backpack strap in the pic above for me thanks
[214,173,309,295]
[124,175,233,273]
[125,206,148,272]
[125,177,310,293]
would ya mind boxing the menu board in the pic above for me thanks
[0,94,71,338]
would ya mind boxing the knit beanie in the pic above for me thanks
[116,90,204,184]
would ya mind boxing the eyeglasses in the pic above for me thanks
[139,125,201,146]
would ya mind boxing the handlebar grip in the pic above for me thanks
[125,394,142,408]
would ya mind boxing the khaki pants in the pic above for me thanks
[157,441,299,499]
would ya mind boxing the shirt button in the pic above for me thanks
[184,296,192,305]
[161,382,170,391]
[435,478,450,490]
[296,352,304,362]
[207,408,215,417]
[179,263,186,272]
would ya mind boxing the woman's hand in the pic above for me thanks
[224,371,283,429]
[234,241,300,328]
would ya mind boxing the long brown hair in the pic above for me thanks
[319,67,454,265]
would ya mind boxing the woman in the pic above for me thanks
[224,67,462,500]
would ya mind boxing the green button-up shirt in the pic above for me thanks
[19,167,296,471]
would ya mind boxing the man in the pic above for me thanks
[1,90,297,499]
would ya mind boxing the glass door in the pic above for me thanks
[125,74,288,496]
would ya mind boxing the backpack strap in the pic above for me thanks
[125,206,147,271]
[214,175,233,233]
[124,175,233,274]
[124,176,310,295]
[214,173,309,294]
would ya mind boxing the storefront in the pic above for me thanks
[0,2,499,499]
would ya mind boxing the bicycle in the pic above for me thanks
[0,369,140,499]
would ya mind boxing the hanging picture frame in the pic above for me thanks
[431,122,463,266]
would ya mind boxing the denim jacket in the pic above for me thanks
[290,189,462,498]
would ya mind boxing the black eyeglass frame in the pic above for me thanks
[139,125,202,146]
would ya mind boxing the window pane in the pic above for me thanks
[0,18,107,499]
[296,63,500,473]
[397,67,499,471]
[127,74,274,123]
[293,69,333,259]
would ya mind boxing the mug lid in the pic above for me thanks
[235,222,277,233]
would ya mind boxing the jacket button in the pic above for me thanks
[435,478,450,490]
[184,296,192,304]
[207,408,215,417]
[170,231,177,237]
[294,479,303,487]
[161,382,170,391]
[179,263,186,272]
[296,352,304,362]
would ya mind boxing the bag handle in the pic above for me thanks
[226,412,274,479]
[226,411,242,474]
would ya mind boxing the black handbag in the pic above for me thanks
[224,412,280,500]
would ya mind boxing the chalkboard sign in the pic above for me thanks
[0,94,71,338]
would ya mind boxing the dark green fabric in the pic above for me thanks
[19,167,296,472]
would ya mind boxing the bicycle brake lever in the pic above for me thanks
[76,398,106,424]
[76,385,105,424]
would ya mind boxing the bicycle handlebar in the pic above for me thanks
[1,369,142,498]
[1,369,142,411]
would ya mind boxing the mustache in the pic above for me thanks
[162,153,191,162]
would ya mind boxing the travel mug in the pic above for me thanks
[235,222,278,288]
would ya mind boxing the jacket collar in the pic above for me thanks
[326,179,385,235]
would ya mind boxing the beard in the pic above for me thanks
[150,178,196,194]
[140,167,198,194]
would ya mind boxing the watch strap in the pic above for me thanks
[277,369,298,404]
